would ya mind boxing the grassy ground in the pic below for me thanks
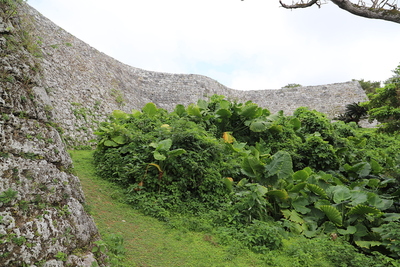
[69,150,398,267]
[69,150,265,267]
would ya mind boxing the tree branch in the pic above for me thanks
[331,0,400,24]
[279,0,400,24]
[279,0,320,9]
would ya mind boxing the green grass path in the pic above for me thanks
[69,150,264,267]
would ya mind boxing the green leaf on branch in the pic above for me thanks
[265,151,293,181]
[187,104,202,118]
[267,189,289,200]
[241,155,264,178]
[239,103,260,119]
[331,185,351,204]
[142,102,158,117]
[355,241,382,249]
[282,209,305,225]
[104,140,118,147]
[153,150,166,161]
[307,184,328,199]
[337,225,357,235]
[167,149,186,157]
[319,205,342,226]
[347,204,382,216]
[249,120,269,132]
[288,182,307,193]
[174,104,186,117]
[292,197,311,214]
[293,169,309,182]
[111,135,125,145]
[112,110,129,120]
[289,117,301,131]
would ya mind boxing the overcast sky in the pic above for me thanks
[28,0,400,90]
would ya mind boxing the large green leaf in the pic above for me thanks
[355,241,381,249]
[187,104,202,117]
[348,162,372,177]
[217,99,231,110]
[267,189,289,200]
[174,104,186,117]
[349,190,368,206]
[249,120,269,132]
[153,151,166,161]
[256,184,269,196]
[292,197,311,214]
[197,99,208,110]
[293,170,309,182]
[167,148,186,157]
[239,103,259,119]
[367,192,393,210]
[282,209,305,225]
[330,185,351,204]
[131,109,141,117]
[354,223,368,237]
[319,205,342,226]
[142,102,158,117]
[383,213,400,222]
[104,140,118,147]
[111,135,125,145]
[229,142,247,153]
[288,182,307,193]
[241,155,264,178]
[347,204,382,216]
[289,117,301,131]
[150,139,172,151]
[112,110,129,120]
[216,108,232,118]
[307,184,328,199]
[265,151,293,180]
[337,225,357,235]
[269,125,283,133]
[236,178,248,188]
[370,159,383,174]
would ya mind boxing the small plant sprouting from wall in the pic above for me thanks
[282,83,302,89]
[0,188,18,204]
[44,105,53,119]
[71,105,89,122]
[110,88,125,106]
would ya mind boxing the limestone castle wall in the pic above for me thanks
[25,4,367,147]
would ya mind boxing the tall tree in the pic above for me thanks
[279,0,400,24]
[363,64,400,133]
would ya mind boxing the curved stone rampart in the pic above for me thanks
[26,3,367,146]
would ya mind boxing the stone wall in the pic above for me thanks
[23,4,368,147]
[0,2,104,266]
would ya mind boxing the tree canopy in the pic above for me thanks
[362,64,400,133]
[279,0,400,24]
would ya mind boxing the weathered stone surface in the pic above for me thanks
[0,3,103,266]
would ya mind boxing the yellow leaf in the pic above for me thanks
[222,132,235,143]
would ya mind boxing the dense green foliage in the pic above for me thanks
[335,102,368,125]
[362,64,400,133]
[73,150,400,266]
[353,79,381,95]
[93,95,400,263]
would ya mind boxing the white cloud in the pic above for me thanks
[29,0,400,90]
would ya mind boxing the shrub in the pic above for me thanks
[93,96,400,259]
[240,220,284,253]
